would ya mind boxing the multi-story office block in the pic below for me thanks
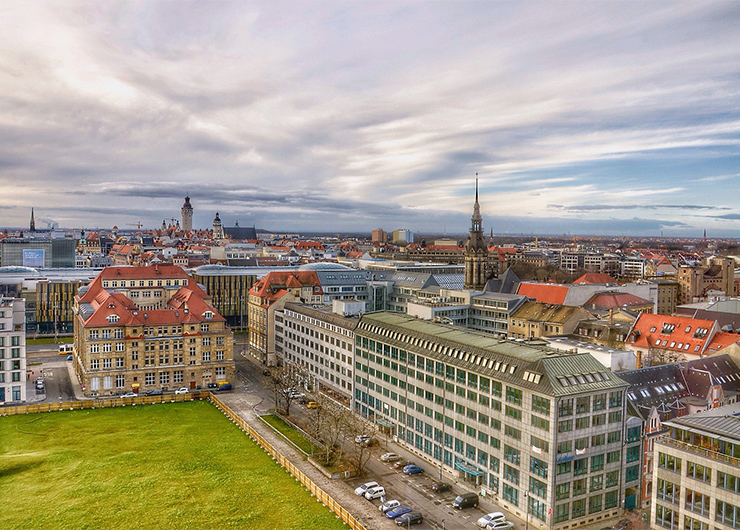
[0,297,26,404]
[354,312,629,529]
[191,265,257,331]
[73,265,234,396]
[651,402,740,530]
[277,302,358,406]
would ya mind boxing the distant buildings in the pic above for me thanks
[392,228,413,245]
[1,238,76,268]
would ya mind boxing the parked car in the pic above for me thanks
[217,383,232,391]
[487,521,515,530]
[121,392,137,398]
[396,512,423,526]
[478,512,507,528]
[379,500,401,513]
[145,389,163,396]
[403,464,424,475]
[306,401,319,409]
[66,355,73,360]
[431,482,452,493]
[393,460,412,469]
[174,387,189,394]
[452,492,479,509]
[386,506,412,519]
[207,382,219,389]
[365,486,386,500]
[354,481,379,496]
[380,452,401,462]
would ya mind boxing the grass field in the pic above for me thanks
[261,413,320,455]
[0,401,349,530]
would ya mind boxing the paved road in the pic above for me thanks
[25,356,75,403]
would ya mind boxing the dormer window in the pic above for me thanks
[204,311,213,320]
[107,315,119,323]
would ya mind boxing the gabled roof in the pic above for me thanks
[511,300,588,324]
[517,282,569,305]
[573,273,619,285]
[584,291,653,311]
[627,312,717,356]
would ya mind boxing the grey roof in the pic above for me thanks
[358,312,627,396]
[298,262,353,271]
[485,268,521,294]
[283,302,360,330]
[431,273,464,290]
[662,401,740,441]
[314,269,369,286]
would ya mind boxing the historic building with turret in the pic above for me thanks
[181,195,193,232]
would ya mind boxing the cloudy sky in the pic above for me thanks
[1,1,739,237]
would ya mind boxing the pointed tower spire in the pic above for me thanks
[30,208,36,232]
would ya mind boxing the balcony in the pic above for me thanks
[660,438,740,468]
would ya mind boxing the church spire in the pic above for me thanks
[30,208,35,232]
[465,174,488,290]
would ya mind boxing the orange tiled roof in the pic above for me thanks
[517,282,569,305]
[627,313,717,356]
[573,273,619,285]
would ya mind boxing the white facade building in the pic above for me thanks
[0,297,26,404]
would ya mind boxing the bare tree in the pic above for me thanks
[265,363,307,416]
[645,347,686,367]
[346,413,377,475]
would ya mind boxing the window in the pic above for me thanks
[588,494,602,514]
[530,477,547,498]
[115,375,125,388]
[625,446,639,463]
[502,484,518,506]
[504,425,521,440]
[719,471,740,494]
[173,370,183,383]
[607,450,621,464]
[530,456,548,478]
[608,410,621,423]
[576,417,590,429]
[658,453,681,473]
[590,475,603,492]
[203,351,211,362]
[625,465,639,482]
[655,504,677,529]
[574,458,588,476]
[159,372,170,385]
[685,490,710,516]
[532,395,550,415]
[715,501,740,529]
[559,398,573,417]
[90,359,99,370]
[505,405,522,420]
[608,430,621,444]
[591,454,604,472]
[504,445,521,465]
[593,393,606,410]
[605,490,618,509]
[572,499,585,518]
[608,391,622,408]
[686,462,711,483]
[556,483,570,500]
[103,358,112,369]
[684,516,709,530]
[573,478,586,496]
[554,503,569,524]
[576,396,590,414]
[504,464,519,485]
[558,419,573,433]
[116,357,124,368]
[506,386,522,405]
[606,471,619,488]
[556,461,571,475]
[532,416,550,431]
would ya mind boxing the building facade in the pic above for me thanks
[181,195,193,232]
[677,257,736,305]
[0,297,26,404]
[651,402,740,530]
[354,312,629,529]
[277,302,357,406]
[73,265,234,396]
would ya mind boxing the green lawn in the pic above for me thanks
[0,401,348,530]
[261,413,320,455]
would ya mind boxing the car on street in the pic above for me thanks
[175,387,189,394]
[379,500,401,513]
[66,355,73,360]
[487,521,515,530]
[121,392,138,398]
[395,512,423,526]
[354,481,379,496]
[380,452,401,462]
[145,389,163,396]
[386,506,412,519]
[478,513,507,528]
[306,401,319,409]
[402,464,423,475]
[355,434,377,446]
[431,482,452,493]
[365,486,386,500]
[393,460,412,469]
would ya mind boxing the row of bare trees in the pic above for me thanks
[265,364,377,474]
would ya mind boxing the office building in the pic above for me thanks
[355,312,629,529]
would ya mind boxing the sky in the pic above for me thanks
[1,1,739,237]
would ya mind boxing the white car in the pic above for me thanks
[365,486,386,500]
[487,521,515,530]
[380,499,401,513]
[121,392,138,398]
[354,481,379,496]
[478,513,507,528]
[175,387,189,394]
[381,452,401,462]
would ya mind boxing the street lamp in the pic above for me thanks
[525,491,530,530]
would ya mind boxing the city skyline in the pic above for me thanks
[1,1,739,236]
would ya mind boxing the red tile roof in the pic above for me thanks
[584,291,652,310]
[627,313,717,356]
[517,282,569,305]
[573,273,619,285]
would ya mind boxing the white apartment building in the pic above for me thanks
[0,297,26,404]
[277,302,358,406]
